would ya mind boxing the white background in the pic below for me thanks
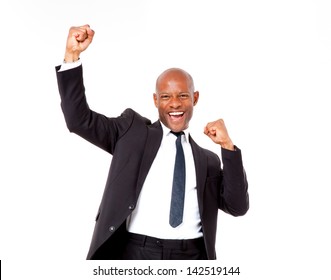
[1,0,331,279]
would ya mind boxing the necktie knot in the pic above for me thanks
[171,131,184,138]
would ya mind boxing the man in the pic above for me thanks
[56,24,249,260]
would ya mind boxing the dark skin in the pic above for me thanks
[153,68,199,133]
[64,24,235,151]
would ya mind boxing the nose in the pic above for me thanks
[169,96,182,108]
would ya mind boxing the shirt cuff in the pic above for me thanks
[58,59,82,72]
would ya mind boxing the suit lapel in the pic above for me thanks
[189,136,208,216]
[136,121,163,197]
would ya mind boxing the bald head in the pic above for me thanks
[153,67,199,132]
[155,68,195,94]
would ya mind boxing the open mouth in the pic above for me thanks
[169,112,184,120]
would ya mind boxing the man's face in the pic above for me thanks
[153,70,199,132]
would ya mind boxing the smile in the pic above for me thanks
[169,112,184,119]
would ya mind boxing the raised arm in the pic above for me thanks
[205,119,249,216]
[56,25,134,154]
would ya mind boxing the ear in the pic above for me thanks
[193,91,199,106]
[153,93,158,108]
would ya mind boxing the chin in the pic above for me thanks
[162,118,186,131]
[170,124,186,132]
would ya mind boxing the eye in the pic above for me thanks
[179,93,189,99]
[160,94,170,100]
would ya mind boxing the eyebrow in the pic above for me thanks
[157,91,190,95]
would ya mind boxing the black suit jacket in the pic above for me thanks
[56,65,249,260]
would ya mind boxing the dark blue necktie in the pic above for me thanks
[170,131,186,228]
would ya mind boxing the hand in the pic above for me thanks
[204,119,235,151]
[64,24,95,62]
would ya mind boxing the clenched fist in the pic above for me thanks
[204,119,235,151]
[64,24,95,63]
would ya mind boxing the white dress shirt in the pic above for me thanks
[127,123,202,239]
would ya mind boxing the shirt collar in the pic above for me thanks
[160,121,190,142]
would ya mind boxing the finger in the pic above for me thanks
[75,26,94,44]
[204,125,213,135]
[86,27,95,41]
[204,126,209,135]
[81,24,94,36]
[204,122,213,131]
[204,126,215,137]
[74,30,88,42]
[209,127,217,136]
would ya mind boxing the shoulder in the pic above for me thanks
[121,108,152,125]
[114,108,155,137]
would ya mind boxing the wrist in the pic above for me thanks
[64,51,80,63]
[220,140,235,151]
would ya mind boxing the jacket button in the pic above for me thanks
[128,204,135,210]
[109,226,115,232]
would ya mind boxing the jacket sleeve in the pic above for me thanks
[55,64,134,154]
[219,147,249,216]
